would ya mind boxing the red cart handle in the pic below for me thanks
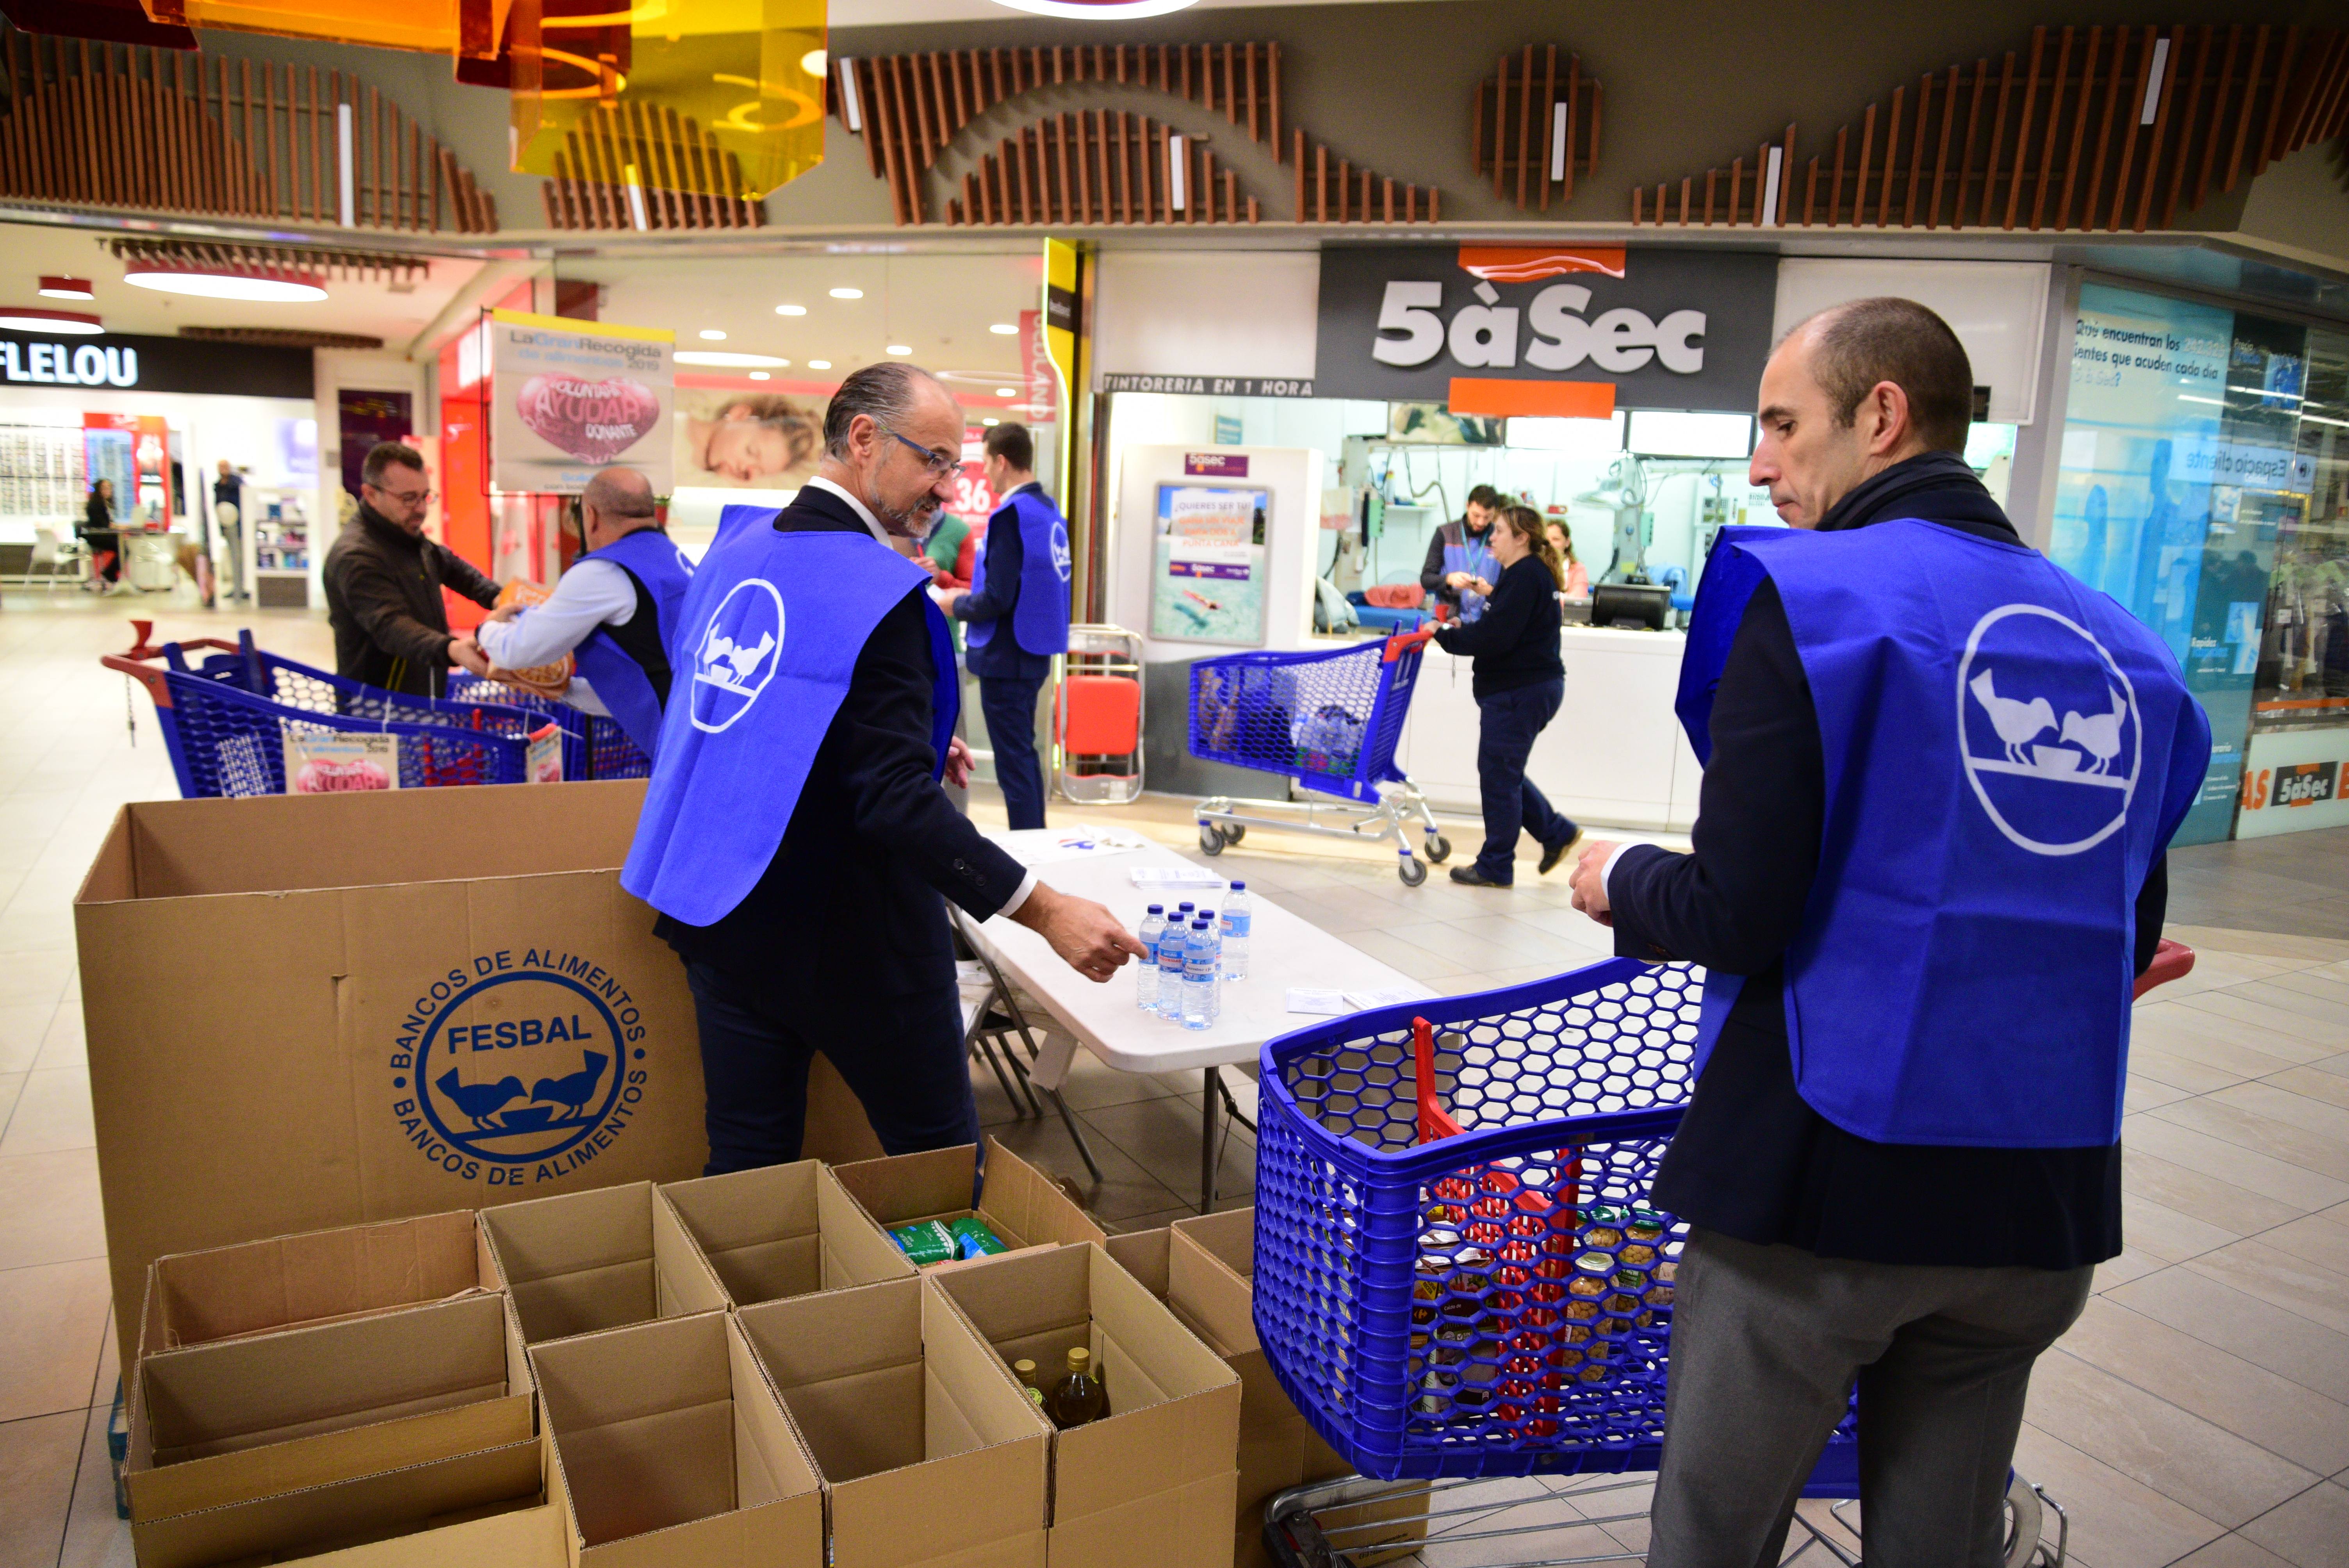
[1384,628,1437,663]
[2133,939,2195,1000]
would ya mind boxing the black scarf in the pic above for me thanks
[1816,449,2018,543]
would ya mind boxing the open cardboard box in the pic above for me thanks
[482,1179,729,1345]
[738,1274,1052,1568]
[531,1310,824,1568]
[929,1243,1241,1568]
[126,1291,535,1525]
[129,1434,561,1568]
[659,1160,914,1308]
[832,1139,1107,1269]
[137,1210,494,1366]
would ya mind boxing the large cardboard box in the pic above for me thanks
[138,1210,495,1365]
[481,1179,729,1345]
[77,782,713,1376]
[930,1244,1242,1568]
[126,1292,535,1524]
[738,1275,1052,1568]
[530,1310,825,1568]
[660,1160,915,1308]
[832,1140,1109,1264]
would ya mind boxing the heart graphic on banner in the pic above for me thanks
[515,375,662,463]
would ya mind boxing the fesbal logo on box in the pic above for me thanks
[389,948,651,1186]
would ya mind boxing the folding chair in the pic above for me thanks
[949,906,1105,1184]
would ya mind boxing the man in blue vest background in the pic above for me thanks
[467,465,693,762]
[626,363,1142,1175]
[1567,299,2210,1564]
[1419,483,1504,622]
[941,422,1071,830]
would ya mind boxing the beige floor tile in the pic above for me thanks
[0,1407,84,1566]
[1334,928,1472,983]
[2149,1095,2349,1185]
[0,948,71,1008]
[2125,1118,2349,1213]
[2183,1241,2349,1336]
[2168,927,2349,965]
[2007,1422,2228,1568]
[0,1001,55,1075]
[2170,1534,2303,1568]
[2093,1246,2166,1293]
[2122,1148,2308,1238]
[2121,1195,2242,1263]
[0,1258,109,1423]
[58,1398,135,1568]
[2256,1212,2349,1275]
[2157,952,2310,998]
[2131,1043,2268,1096]
[0,1066,93,1157]
[0,1148,107,1270]
[2057,1297,2349,1475]
[2135,1004,2335,1074]
[2227,980,2349,1030]
[92,1303,117,1409]
[2263,970,2349,1009]
[2240,1481,2349,1568]
[2023,1348,2318,1528]
[2270,1066,2349,1112]
[2107,1266,2349,1406]
[2178,990,2349,1051]
[35,1001,84,1069]
[2124,1074,2197,1114]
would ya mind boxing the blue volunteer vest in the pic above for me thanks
[1444,529,1499,623]
[1676,520,2210,1148]
[622,521,961,927]
[965,488,1073,656]
[569,526,694,761]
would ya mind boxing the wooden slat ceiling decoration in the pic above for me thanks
[104,238,431,288]
[0,33,497,232]
[538,102,765,230]
[1636,21,2348,230]
[177,325,386,348]
[1474,45,1602,210]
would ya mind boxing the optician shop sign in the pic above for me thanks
[1314,246,1777,414]
[0,328,313,399]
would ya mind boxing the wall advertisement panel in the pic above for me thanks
[2237,728,2349,837]
[1150,480,1271,645]
[488,310,674,494]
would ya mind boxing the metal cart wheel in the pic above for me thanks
[1224,824,1246,844]
[1397,856,1427,887]
[1199,823,1226,855]
[1424,833,1452,864]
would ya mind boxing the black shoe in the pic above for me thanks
[1538,825,1585,877]
[1449,864,1511,887]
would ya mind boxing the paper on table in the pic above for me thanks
[1005,827,1153,867]
[1130,866,1226,887]
[1344,986,1434,1009]
[1285,989,1353,1016]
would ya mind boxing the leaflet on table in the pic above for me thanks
[1003,827,1154,866]
[1285,985,1435,1016]
[1129,866,1226,887]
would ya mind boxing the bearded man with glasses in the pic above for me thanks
[323,440,501,697]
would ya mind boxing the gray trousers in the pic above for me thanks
[1647,1228,2092,1568]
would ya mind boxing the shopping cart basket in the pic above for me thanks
[1189,629,1450,885]
[160,631,540,743]
[446,673,651,781]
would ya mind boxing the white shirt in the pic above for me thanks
[805,476,1035,918]
[473,556,640,718]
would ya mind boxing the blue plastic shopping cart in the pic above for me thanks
[1253,959,2064,1566]
[1189,629,1451,884]
[447,673,651,782]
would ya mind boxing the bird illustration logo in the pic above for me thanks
[531,1051,609,1120]
[1959,603,2141,858]
[1968,669,2056,764]
[698,628,774,693]
[436,1071,525,1131]
[690,577,787,734]
[2060,686,2128,775]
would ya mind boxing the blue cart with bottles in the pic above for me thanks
[1252,958,2067,1567]
[1187,629,1454,885]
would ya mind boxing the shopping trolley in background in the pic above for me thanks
[1252,959,2066,1567]
[1053,623,1144,807]
[1188,629,1450,885]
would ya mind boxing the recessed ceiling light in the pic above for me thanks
[988,322,1018,335]
[674,350,789,367]
[995,387,1016,397]
[124,265,325,303]
[886,344,912,355]
[699,328,727,340]
[799,48,827,77]
[991,0,1197,13]
[38,276,93,301]
[775,304,806,315]
[807,359,832,370]
[749,371,771,381]
[0,306,102,334]
[982,417,1001,426]
[829,287,863,299]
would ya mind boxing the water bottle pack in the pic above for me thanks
[1135,891,1243,1027]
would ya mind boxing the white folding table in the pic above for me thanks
[959,828,1431,1212]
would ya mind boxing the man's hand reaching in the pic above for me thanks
[943,735,975,790]
[1009,884,1146,983]
[1568,839,1620,927]
[448,636,493,678]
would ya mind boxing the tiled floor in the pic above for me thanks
[4,587,2348,1567]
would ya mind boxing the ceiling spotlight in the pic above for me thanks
[799,48,826,77]
[829,287,863,299]
[124,264,326,303]
[673,350,789,367]
[699,328,728,340]
[886,344,912,355]
[982,417,1001,426]
[775,304,806,315]
[806,359,832,370]
[0,306,102,334]
[749,371,772,381]
[988,322,1018,335]
[38,276,93,301]
[991,0,1198,13]
[995,387,1016,397]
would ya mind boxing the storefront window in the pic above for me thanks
[2253,327,2349,727]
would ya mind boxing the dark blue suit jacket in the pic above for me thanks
[956,482,1053,681]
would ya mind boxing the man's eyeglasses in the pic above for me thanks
[877,426,957,479]
[369,483,435,506]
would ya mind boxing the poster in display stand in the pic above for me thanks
[1151,481,1271,645]
[488,309,674,494]
[284,731,398,793]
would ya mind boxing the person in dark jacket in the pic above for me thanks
[323,442,498,698]
[1431,503,1581,887]
[1568,299,2207,1564]
[80,478,121,590]
[1418,483,1504,620]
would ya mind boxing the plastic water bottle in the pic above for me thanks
[1182,919,1216,1030]
[1195,910,1221,1021]
[1136,905,1166,1010]
[1157,916,1187,1020]
[1221,883,1251,980]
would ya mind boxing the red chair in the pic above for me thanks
[1052,626,1144,805]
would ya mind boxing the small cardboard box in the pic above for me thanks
[832,1139,1108,1266]
[481,1179,729,1345]
[659,1160,915,1309]
[126,1292,535,1525]
[129,1435,560,1568]
[929,1243,1242,1568]
[531,1310,825,1568]
[738,1274,1052,1568]
[138,1210,494,1365]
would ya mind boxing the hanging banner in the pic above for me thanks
[489,309,674,494]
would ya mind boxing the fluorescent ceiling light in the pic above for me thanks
[995,388,1016,397]
[991,0,1199,17]
[699,328,727,340]
[674,350,789,367]
[829,287,863,299]
[124,267,325,303]
[886,344,912,355]
[38,276,93,301]
[2228,383,2301,401]
[982,417,1001,425]
[0,306,102,333]
[799,48,826,77]
[775,304,806,315]
[988,322,1018,335]
[807,359,832,370]
[749,371,771,381]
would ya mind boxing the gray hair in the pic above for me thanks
[822,362,948,458]
[583,465,656,518]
